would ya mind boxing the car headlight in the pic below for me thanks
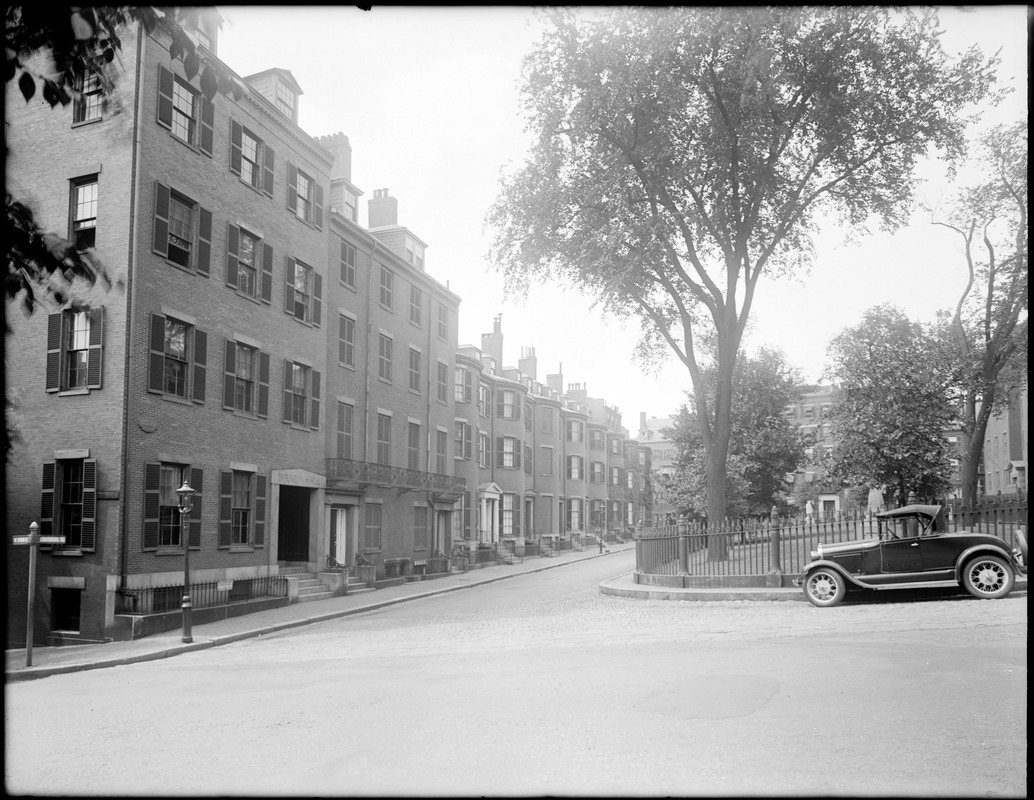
[810,549,819,561]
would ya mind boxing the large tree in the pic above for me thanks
[663,346,805,527]
[825,305,956,504]
[488,7,997,524]
[932,121,1028,504]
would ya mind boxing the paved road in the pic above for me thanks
[5,550,1026,797]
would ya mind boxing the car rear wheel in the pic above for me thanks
[804,568,847,608]
[961,555,1015,599]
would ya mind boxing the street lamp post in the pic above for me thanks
[176,480,196,644]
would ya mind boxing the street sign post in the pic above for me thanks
[13,522,65,667]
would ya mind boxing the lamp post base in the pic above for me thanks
[181,596,193,643]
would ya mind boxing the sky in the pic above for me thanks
[215,5,1028,430]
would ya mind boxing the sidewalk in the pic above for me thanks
[6,542,635,683]
[8,546,1023,683]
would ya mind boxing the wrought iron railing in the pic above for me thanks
[326,458,466,494]
[116,575,288,614]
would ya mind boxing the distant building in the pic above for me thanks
[980,382,1028,499]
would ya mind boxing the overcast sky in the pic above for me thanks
[216,5,1028,430]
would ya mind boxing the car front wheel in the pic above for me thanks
[804,568,847,608]
[961,555,1015,599]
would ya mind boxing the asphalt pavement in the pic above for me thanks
[6,542,1024,682]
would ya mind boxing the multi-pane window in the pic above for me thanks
[525,403,532,431]
[590,430,605,451]
[343,188,358,223]
[148,313,206,402]
[41,459,97,550]
[338,314,355,367]
[73,71,103,123]
[158,463,189,545]
[339,239,356,287]
[525,445,533,475]
[294,170,312,222]
[436,429,448,474]
[379,267,394,310]
[287,363,307,424]
[610,438,621,455]
[167,193,195,268]
[231,471,252,545]
[240,129,262,189]
[436,362,448,403]
[414,506,428,549]
[568,498,582,532]
[455,367,472,403]
[222,340,268,417]
[46,308,103,393]
[232,344,255,412]
[153,183,211,275]
[410,285,422,326]
[237,229,258,297]
[591,462,605,484]
[287,163,322,228]
[567,455,583,480]
[610,466,622,486]
[409,348,422,393]
[377,414,392,465]
[71,177,98,249]
[282,257,321,324]
[541,407,554,434]
[502,493,515,537]
[378,335,393,382]
[275,80,295,119]
[478,383,490,416]
[281,360,320,429]
[454,421,472,460]
[478,431,490,468]
[566,420,584,443]
[626,470,635,489]
[364,503,382,551]
[501,436,519,468]
[405,236,425,269]
[437,305,448,341]
[408,422,421,471]
[499,390,521,420]
[337,402,354,458]
[171,77,197,144]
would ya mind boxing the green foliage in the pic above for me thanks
[664,347,807,517]
[825,305,956,501]
[931,120,1028,503]
[488,6,998,520]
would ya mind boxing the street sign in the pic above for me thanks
[12,535,31,544]
[217,579,233,592]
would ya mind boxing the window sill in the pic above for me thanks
[229,545,254,553]
[159,394,194,407]
[71,117,103,128]
[235,289,264,305]
[57,387,90,397]
[338,362,356,371]
[50,549,84,557]
[155,547,199,556]
[363,548,382,555]
[339,281,357,292]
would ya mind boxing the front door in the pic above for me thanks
[278,486,311,562]
[329,507,355,567]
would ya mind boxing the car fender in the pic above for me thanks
[799,560,871,590]
[953,543,1018,581]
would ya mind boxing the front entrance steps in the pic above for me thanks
[345,573,376,596]
[278,564,335,604]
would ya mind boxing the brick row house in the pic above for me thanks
[5,14,651,647]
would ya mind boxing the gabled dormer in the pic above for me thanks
[242,68,303,125]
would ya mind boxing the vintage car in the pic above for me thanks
[794,504,1027,608]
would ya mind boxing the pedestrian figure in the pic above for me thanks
[867,486,884,515]
[598,533,604,553]
[805,500,814,523]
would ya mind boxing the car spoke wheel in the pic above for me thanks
[962,555,1014,599]
[804,569,846,608]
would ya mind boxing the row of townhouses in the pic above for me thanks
[5,13,652,647]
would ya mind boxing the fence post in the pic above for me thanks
[769,518,782,585]
[677,515,689,576]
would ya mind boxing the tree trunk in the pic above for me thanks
[704,330,737,561]
[962,385,996,505]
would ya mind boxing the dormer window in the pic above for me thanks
[276,81,296,121]
[343,188,358,223]
[405,236,425,270]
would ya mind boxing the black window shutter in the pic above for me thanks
[314,183,324,230]
[514,447,521,471]
[463,492,471,536]
[464,423,472,460]
[515,399,521,421]
[284,257,295,314]
[192,328,207,403]
[196,206,212,276]
[286,163,297,213]
[189,468,203,548]
[496,390,505,418]
[46,312,62,392]
[225,223,239,288]
[496,437,504,469]
[156,66,173,129]
[199,96,214,156]
[218,470,232,548]
[309,370,321,430]
[257,351,270,418]
[515,500,521,533]
[262,144,275,197]
[254,474,266,547]
[260,243,273,304]
[152,182,170,257]
[86,307,103,388]
[311,272,322,327]
[81,459,97,550]
[143,463,160,550]
[40,461,56,539]
[148,313,166,393]
[229,120,242,176]
[282,360,292,423]
[222,338,236,409]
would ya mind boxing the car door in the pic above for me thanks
[879,533,923,580]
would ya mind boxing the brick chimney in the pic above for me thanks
[368,188,398,228]
[481,315,504,369]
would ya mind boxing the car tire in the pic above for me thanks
[804,568,847,608]
[961,555,1015,600]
